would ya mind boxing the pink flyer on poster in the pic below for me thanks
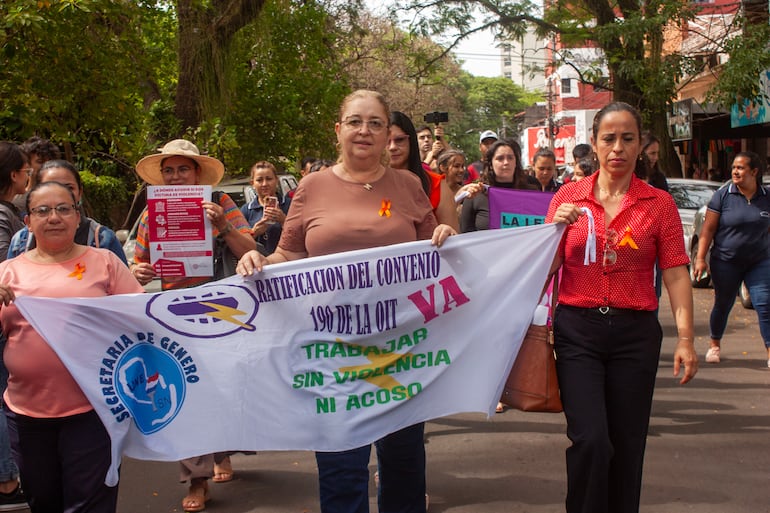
[147,185,213,278]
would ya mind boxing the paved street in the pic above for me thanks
[116,287,770,513]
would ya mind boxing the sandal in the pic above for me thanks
[213,456,234,483]
[495,402,505,413]
[182,479,210,512]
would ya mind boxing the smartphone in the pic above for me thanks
[264,196,278,224]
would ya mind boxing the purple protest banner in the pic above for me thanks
[488,188,554,230]
[488,187,558,316]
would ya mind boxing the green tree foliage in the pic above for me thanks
[174,0,265,130]
[397,0,765,176]
[452,75,541,153]
[339,13,466,120]
[466,76,541,120]
[707,22,770,108]
[81,171,131,228]
[0,0,167,170]
[0,0,490,225]
[398,0,698,114]
[224,0,350,173]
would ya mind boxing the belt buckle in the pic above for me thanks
[598,306,610,315]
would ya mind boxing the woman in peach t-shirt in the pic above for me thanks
[0,182,143,513]
[238,90,456,513]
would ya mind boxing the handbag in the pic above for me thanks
[499,323,562,413]
[212,235,238,280]
[499,276,562,413]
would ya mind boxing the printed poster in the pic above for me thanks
[147,185,213,277]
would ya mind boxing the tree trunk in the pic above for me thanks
[650,114,683,177]
[175,0,201,131]
[174,0,266,131]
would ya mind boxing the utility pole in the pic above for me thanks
[546,75,555,149]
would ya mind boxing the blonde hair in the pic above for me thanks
[338,90,391,123]
[337,90,391,166]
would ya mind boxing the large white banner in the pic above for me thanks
[15,224,563,485]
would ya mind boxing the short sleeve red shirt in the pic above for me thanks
[545,172,689,311]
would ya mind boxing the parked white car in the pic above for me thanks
[667,179,721,285]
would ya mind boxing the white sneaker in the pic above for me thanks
[705,346,720,363]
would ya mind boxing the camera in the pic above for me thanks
[424,111,449,125]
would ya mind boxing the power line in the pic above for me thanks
[453,51,551,63]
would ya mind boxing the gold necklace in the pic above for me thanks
[340,165,382,191]
[598,186,628,198]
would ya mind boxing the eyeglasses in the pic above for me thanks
[342,117,388,134]
[603,229,618,266]
[388,136,410,146]
[161,165,195,177]
[29,204,78,219]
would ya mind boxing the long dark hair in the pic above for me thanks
[0,142,25,196]
[389,111,430,195]
[532,147,556,167]
[483,139,529,189]
[640,131,662,179]
[37,159,83,191]
[592,102,646,179]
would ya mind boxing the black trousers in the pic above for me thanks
[7,409,118,513]
[553,305,662,513]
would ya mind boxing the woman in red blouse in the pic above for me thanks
[546,102,698,513]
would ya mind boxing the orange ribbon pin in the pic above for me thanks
[379,199,391,218]
[68,263,86,280]
[617,226,638,249]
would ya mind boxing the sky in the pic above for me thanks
[452,31,502,78]
[364,1,502,78]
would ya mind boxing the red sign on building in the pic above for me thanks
[527,125,576,166]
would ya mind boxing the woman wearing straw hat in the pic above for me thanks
[131,139,255,512]
[131,139,255,290]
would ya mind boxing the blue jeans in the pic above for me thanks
[0,333,17,483]
[315,423,426,513]
[709,257,770,347]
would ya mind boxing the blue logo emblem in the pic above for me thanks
[146,284,258,339]
[115,344,186,434]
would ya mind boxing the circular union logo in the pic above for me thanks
[115,344,186,435]
[146,284,258,338]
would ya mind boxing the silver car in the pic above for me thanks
[667,178,721,286]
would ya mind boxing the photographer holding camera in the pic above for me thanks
[419,111,450,170]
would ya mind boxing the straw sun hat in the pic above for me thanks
[135,139,225,186]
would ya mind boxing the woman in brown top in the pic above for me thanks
[238,90,454,513]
